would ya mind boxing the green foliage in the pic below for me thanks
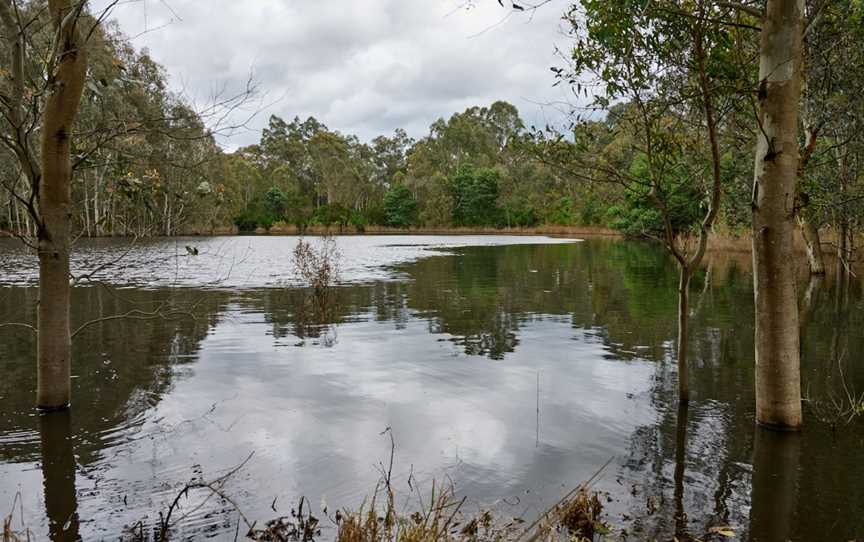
[311,203,351,227]
[449,165,503,227]
[233,209,260,232]
[383,185,418,227]
[605,153,703,238]
[264,187,289,217]
[546,197,578,226]
[502,205,539,227]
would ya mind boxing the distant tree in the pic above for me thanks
[383,185,418,227]
[449,165,502,227]
[264,186,290,219]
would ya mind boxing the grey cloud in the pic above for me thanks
[95,0,576,148]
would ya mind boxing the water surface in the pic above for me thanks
[1,235,862,541]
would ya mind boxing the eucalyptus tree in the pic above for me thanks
[560,0,734,402]
[1,1,241,408]
[0,0,95,410]
[749,0,806,429]
[797,0,864,276]
[405,101,524,226]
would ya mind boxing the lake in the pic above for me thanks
[1,235,862,541]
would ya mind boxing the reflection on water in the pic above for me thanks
[0,237,863,540]
[749,429,800,542]
[39,412,79,542]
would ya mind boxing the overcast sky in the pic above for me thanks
[97,0,574,150]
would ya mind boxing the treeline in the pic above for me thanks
[220,102,603,233]
[208,101,759,235]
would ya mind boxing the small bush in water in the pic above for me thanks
[292,236,342,303]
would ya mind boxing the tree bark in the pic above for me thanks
[668,22,724,405]
[37,0,88,410]
[750,0,804,430]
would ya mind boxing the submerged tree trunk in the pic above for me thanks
[798,215,825,274]
[750,0,804,430]
[677,268,691,402]
[37,0,88,410]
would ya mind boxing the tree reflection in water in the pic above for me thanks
[1,239,863,539]
[39,411,80,542]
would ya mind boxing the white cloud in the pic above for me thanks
[93,0,578,149]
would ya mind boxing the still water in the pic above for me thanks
[0,235,862,541]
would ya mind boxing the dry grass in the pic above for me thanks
[544,488,606,541]
[328,456,611,542]
[334,480,472,542]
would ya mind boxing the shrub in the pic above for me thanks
[291,236,342,304]
[233,209,260,232]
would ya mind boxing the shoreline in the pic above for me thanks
[0,224,847,256]
[0,224,622,239]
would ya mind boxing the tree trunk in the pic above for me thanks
[37,0,88,410]
[677,267,691,403]
[83,171,91,237]
[798,215,825,274]
[750,0,804,430]
[837,217,850,276]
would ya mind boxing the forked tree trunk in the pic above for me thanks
[798,215,825,274]
[37,0,88,410]
[751,0,804,430]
